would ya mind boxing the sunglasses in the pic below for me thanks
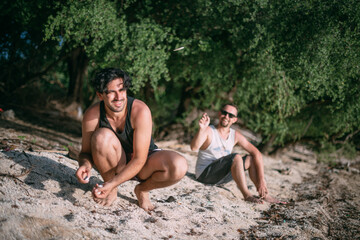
[220,109,237,118]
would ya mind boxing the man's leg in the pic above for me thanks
[245,156,281,203]
[231,154,263,203]
[134,150,188,211]
[91,128,127,206]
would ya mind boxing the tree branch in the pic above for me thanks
[12,53,69,93]
[332,129,360,144]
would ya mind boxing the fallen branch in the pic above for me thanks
[0,167,34,196]
[36,147,79,160]
[0,167,33,179]
[38,150,68,154]
[1,138,49,150]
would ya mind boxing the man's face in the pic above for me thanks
[219,105,238,127]
[97,78,127,113]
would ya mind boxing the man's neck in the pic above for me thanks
[105,105,127,122]
[216,123,230,130]
[216,124,231,137]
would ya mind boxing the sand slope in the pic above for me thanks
[0,117,359,239]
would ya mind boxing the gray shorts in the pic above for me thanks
[196,154,248,185]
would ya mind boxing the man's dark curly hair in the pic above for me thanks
[91,68,132,93]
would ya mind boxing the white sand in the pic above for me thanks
[1,122,359,239]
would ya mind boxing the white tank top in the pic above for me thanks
[195,125,235,178]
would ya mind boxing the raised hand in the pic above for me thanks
[199,113,210,130]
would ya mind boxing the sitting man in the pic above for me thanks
[75,68,188,211]
[190,104,281,203]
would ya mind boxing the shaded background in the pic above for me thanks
[1,0,359,161]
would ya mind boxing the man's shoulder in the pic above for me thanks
[233,128,243,136]
[132,98,147,107]
[205,125,214,137]
[131,99,150,115]
[83,102,100,121]
[208,125,215,132]
[129,98,151,127]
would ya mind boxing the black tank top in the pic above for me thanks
[98,96,158,154]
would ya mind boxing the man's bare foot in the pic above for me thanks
[93,188,117,206]
[244,195,264,204]
[134,184,155,212]
[263,195,287,204]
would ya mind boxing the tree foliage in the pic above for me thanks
[234,0,360,152]
[1,0,359,153]
[0,0,61,95]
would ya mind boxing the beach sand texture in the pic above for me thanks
[0,117,359,239]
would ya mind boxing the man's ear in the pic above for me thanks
[96,92,103,100]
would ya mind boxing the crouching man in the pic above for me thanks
[75,68,188,211]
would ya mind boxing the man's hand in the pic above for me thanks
[256,180,268,198]
[92,182,114,199]
[190,112,211,151]
[199,113,210,130]
[75,165,91,184]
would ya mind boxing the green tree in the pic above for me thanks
[0,0,63,101]
[234,0,360,153]
[44,0,126,104]
[44,0,174,105]
[2,0,358,155]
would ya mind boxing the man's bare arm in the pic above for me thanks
[190,113,211,151]
[106,100,152,187]
[75,104,98,183]
[78,122,94,168]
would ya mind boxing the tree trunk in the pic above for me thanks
[259,134,277,155]
[67,47,89,104]
[176,84,196,118]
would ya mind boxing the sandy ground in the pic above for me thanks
[0,115,359,240]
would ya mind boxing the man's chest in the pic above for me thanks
[107,117,126,133]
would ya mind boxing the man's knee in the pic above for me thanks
[168,153,188,180]
[232,154,245,169]
[91,128,119,152]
